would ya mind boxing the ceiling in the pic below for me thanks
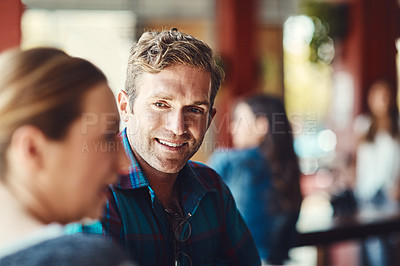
[22,0,299,24]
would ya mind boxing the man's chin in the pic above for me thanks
[152,160,186,174]
[155,166,183,175]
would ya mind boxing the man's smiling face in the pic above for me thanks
[122,64,215,174]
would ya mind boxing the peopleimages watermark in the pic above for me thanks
[209,111,318,136]
[81,111,318,136]
[81,140,120,152]
[79,111,318,152]
[287,112,318,136]
[81,112,120,152]
[81,112,120,134]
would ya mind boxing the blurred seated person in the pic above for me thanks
[353,79,400,206]
[0,48,133,266]
[209,94,303,265]
[353,79,400,266]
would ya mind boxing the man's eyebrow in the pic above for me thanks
[192,100,210,106]
[149,94,173,101]
[150,94,210,106]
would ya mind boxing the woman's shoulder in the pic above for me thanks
[210,147,262,162]
[353,114,371,136]
[208,147,266,177]
[0,234,134,266]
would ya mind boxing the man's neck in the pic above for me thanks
[148,171,178,209]
[133,150,179,209]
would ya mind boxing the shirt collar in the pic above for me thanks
[178,162,214,216]
[115,127,150,189]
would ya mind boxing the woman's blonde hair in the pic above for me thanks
[0,47,107,177]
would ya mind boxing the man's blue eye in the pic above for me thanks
[155,102,166,107]
[190,108,203,114]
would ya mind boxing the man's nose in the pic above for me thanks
[165,110,187,135]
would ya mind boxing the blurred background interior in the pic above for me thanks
[1,0,400,265]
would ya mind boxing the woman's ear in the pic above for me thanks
[118,90,130,122]
[255,116,269,136]
[9,125,47,174]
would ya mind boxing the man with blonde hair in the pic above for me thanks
[84,28,260,266]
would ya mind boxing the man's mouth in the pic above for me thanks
[156,138,187,148]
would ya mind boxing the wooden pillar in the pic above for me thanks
[0,0,23,52]
[359,0,400,113]
[215,0,258,148]
[337,0,400,116]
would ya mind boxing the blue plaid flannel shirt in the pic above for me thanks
[79,128,260,266]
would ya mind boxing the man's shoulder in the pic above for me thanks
[0,234,133,266]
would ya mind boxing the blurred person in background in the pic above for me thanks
[0,47,133,266]
[353,79,400,205]
[353,79,400,266]
[209,94,303,265]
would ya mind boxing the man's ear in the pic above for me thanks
[207,108,217,129]
[9,125,47,173]
[118,90,130,122]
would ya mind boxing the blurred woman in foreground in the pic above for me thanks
[209,94,302,265]
[0,48,133,265]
